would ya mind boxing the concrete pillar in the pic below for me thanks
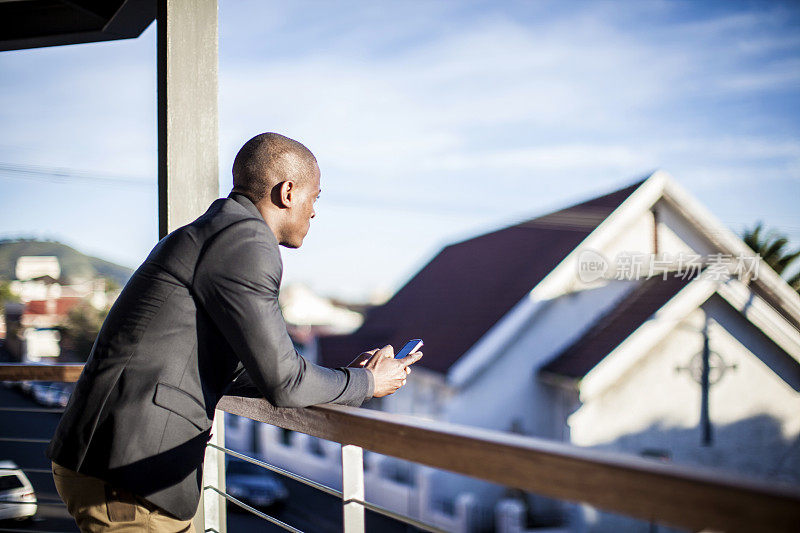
[157,0,219,238]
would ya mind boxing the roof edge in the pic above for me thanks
[447,171,668,388]
[661,179,800,330]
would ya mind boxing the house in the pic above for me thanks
[4,257,111,361]
[278,283,365,361]
[249,171,800,532]
[15,255,60,281]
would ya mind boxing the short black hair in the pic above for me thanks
[232,132,318,204]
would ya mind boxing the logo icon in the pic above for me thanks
[577,249,610,283]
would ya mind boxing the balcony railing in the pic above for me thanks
[1,363,799,533]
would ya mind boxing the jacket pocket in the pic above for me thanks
[152,382,210,431]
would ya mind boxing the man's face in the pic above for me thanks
[282,165,320,249]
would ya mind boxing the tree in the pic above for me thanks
[60,302,107,362]
[742,222,800,293]
[0,280,20,313]
[104,278,120,295]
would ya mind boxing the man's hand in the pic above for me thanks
[349,345,422,398]
[347,349,378,368]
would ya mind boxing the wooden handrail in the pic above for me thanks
[0,363,84,382]
[3,364,799,532]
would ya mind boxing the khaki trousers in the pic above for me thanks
[51,462,196,533]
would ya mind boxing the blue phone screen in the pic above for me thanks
[395,339,423,359]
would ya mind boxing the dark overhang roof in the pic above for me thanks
[539,275,694,380]
[0,0,155,52]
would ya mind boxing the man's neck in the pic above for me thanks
[229,190,284,246]
[255,203,284,246]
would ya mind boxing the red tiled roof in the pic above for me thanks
[25,300,48,315]
[319,178,647,373]
[24,297,83,317]
[55,297,83,316]
[539,275,694,379]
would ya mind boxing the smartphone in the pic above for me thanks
[395,339,423,359]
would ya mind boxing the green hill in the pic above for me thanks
[0,239,133,285]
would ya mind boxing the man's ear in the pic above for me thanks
[277,180,295,208]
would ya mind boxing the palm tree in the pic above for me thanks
[742,222,800,293]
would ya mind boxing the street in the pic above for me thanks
[0,382,76,532]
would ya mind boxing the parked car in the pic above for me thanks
[30,382,71,408]
[226,456,288,511]
[0,461,37,521]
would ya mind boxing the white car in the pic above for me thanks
[0,461,37,521]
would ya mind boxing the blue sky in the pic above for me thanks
[1,0,799,300]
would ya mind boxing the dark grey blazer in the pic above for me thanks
[47,192,373,520]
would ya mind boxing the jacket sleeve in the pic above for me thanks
[193,219,374,407]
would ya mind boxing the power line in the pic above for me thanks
[0,162,153,188]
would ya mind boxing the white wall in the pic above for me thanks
[377,366,453,419]
[654,198,716,258]
[15,256,60,281]
[24,328,60,360]
[444,279,636,436]
[569,297,800,531]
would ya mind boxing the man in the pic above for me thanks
[48,132,421,532]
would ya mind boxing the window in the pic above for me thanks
[0,474,24,491]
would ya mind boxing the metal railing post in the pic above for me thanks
[195,409,227,533]
[341,444,365,533]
